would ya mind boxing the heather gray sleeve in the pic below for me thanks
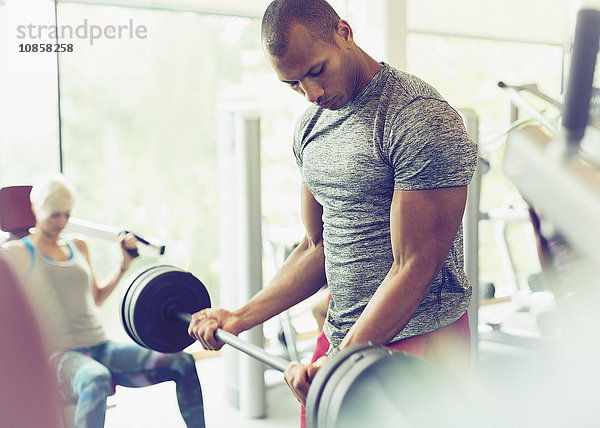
[292,118,302,167]
[386,97,477,190]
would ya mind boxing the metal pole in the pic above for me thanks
[233,107,266,419]
[216,108,241,410]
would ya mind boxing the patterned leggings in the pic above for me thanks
[51,341,205,428]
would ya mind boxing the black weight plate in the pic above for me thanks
[121,265,147,345]
[121,265,211,353]
[121,266,149,346]
[134,266,211,352]
[305,343,378,428]
[121,265,169,348]
[128,265,178,347]
[120,270,136,343]
[134,266,211,353]
[319,346,393,428]
[315,344,387,428]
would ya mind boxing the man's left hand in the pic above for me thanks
[283,355,328,406]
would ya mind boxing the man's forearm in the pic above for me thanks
[339,259,437,349]
[233,235,326,332]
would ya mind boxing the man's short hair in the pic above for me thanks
[261,0,341,57]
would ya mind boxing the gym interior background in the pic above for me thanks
[1,0,599,427]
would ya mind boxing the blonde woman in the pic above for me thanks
[3,173,205,428]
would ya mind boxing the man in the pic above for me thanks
[189,0,477,425]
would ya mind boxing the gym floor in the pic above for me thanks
[103,315,319,428]
[105,352,300,428]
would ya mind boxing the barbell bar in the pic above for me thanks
[175,312,290,372]
[120,264,455,428]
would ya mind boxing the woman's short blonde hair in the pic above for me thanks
[29,173,77,220]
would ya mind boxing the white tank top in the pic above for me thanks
[22,236,108,351]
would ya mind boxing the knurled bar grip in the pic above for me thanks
[176,312,291,372]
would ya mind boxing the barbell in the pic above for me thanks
[120,265,458,428]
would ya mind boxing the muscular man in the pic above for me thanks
[190,1,477,425]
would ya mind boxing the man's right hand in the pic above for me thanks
[188,308,243,351]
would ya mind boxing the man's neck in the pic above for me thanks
[352,48,383,98]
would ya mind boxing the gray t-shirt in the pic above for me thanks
[293,63,478,347]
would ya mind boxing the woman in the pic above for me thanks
[3,173,205,428]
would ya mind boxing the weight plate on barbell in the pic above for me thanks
[121,265,168,348]
[305,343,377,428]
[307,343,452,428]
[127,265,178,348]
[121,266,149,347]
[319,345,395,428]
[329,349,440,428]
[121,264,211,353]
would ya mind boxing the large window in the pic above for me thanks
[2,1,308,337]
[0,0,61,184]
[54,2,310,335]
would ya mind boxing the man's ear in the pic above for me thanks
[334,19,354,47]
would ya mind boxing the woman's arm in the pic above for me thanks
[74,234,137,306]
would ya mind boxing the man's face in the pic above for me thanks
[267,22,355,110]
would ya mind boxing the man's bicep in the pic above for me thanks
[388,99,477,191]
[390,187,467,269]
[301,184,323,245]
